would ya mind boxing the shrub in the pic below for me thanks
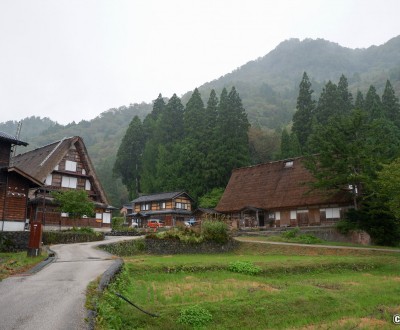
[111,217,125,231]
[201,220,229,243]
[296,234,323,244]
[228,261,261,275]
[43,229,104,244]
[99,238,146,256]
[281,228,300,239]
[177,305,213,327]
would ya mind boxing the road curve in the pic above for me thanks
[0,236,138,330]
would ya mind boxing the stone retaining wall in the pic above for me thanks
[237,227,371,245]
[144,238,239,254]
[0,231,30,252]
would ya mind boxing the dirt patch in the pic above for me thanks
[298,317,388,329]
[314,283,342,290]
[161,278,279,300]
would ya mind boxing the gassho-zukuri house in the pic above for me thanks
[215,158,353,228]
[11,136,114,229]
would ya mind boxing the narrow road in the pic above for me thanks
[0,236,138,330]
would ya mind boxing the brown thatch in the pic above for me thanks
[216,158,351,213]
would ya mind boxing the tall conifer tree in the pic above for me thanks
[382,80,400,127]
[113,116,145,199]
[292,72,315,150]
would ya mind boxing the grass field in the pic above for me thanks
[93,242,400,329]
[0,251,47,281]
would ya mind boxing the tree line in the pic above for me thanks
[282,72,400,245]
[113,87,250,203]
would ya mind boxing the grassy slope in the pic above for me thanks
[94,242,400,329]
[0,251,47,281]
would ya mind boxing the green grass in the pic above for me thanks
[93,242,400,329]
[237,235,400,250]
[0,251,47,281]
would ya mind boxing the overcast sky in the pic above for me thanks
[1,0,399,124]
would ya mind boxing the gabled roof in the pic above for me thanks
[7,167,43,187]
[0,131,28,146]
[216,158,352,213]
[12,136,109,204]
[131,191,193,203]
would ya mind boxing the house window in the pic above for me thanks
[61,212,69,217]
[284,161,293,168]
[45,174,52,185]
[61,176,77,188]
[103,213,111,224]
[96,213,102,219]
[290,211,297,220]
[275,212,281,220]
[141,203,150,211]
[160,202,166,209]
[82,169,86,175]
[176,202,182,209]
[65,160,77,172]
[54,165,59,171]
[85,179,91,191]
[324,208,340,219]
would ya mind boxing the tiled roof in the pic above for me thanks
[0,131,28,146]
[131,191,192,203]
[216,158,352,213]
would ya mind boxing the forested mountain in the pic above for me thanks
[182,36,400,128]
[1,36,400,206]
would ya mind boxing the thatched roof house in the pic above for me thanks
[216,158,353,228]
[12,136,112,228]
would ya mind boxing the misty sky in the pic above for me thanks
[1,0,400,124]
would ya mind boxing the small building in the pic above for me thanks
[12,136,113,229]
[192,208,221,222]
[216,158,353,228]
[0,131,42,231]
[130,191,194,227]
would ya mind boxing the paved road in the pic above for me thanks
[0,236,138,330]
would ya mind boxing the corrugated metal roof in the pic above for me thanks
[0,131,28,146]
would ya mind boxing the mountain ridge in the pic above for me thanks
[1,35,399,205]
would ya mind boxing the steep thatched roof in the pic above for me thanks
[216,158,352,213]
[12,136,109,204]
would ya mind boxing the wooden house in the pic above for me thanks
[192,208,221,222]
[12,136,113,229]
[0,131,42,231]
[216,158,353,228]
[130,191,194,227]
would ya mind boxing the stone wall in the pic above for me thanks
[144,238,239,254]
[0,231,30,252]
[237,226,371,245]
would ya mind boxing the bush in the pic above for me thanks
[228,261,261,275]
[111,217,125,231]
[345,207,400,246]
[177,305,213,327]
[201,220,229,244]
[43,229,104,244]
[281,228,300,239]
[99,239,145,256]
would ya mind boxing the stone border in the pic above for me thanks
[87,258,124,330]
